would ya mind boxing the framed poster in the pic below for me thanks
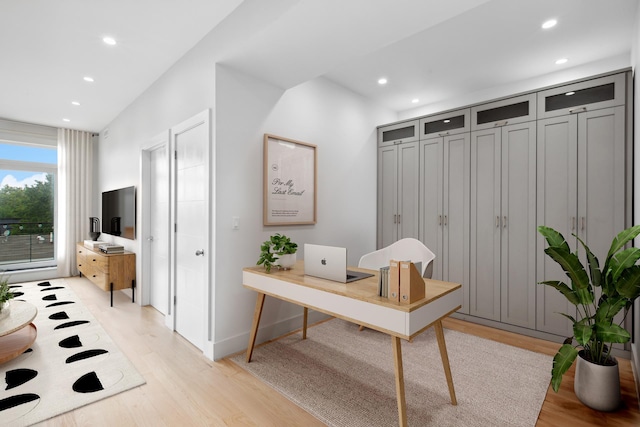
[263,134,317,225]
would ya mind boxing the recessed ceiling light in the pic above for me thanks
[103,36,117,46]
[62,118,70,122]
[378,78,388,85]
[83,76,94,82]
[411,98,419,104]
[444,119,451,123]
[71,101,80,106]
[555,58,568,65]
[542,19,557,29]
[565,91,575,96]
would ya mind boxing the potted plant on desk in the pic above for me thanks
[538,225,640,411]
[0,274,15,315]
[256,233,298,273]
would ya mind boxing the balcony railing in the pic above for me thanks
[0,222,54,267]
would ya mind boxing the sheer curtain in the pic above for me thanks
[57,128,94,277]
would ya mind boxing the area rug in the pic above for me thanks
[231,318,552,427]
[0,278,145,426]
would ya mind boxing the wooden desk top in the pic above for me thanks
[243,260,460,313]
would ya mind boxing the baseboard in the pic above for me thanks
[213,310,330,361]
[5,267,58,284]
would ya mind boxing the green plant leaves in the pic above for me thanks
[609,248,640,282]
[538,226,570,252]
[595,323,630,344]
[616,265,640,300]
[538,280,579,306]
[551,344,578,392]
[607,225,640,258]
[543,247,589,291]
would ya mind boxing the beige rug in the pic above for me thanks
[0,279,145,426]
[232,318,552,426]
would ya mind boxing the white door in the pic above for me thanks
[149,144,170,315]
[171,110,210,352]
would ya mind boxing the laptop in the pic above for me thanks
[304,244,374,283]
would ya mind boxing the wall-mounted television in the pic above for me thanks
[102,186,136,240]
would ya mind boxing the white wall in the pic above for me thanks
[212,66,395,358]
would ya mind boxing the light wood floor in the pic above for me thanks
[36,276,639,426]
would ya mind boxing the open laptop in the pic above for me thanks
[304,244,374,283]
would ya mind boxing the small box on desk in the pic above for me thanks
[83,240,101,249]
[399,261,425,304]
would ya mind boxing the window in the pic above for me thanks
[0,142,57,270]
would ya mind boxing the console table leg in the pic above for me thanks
[110,283,113,307]
[434,320,457,405]
[302,307,308,339]
[246,292,265,363]
[392,336,408,427]
[131,280,135,303]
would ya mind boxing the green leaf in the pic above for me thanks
[551,344,579,392]
[595,296,627,324]
[595,323,630,344]
[609,248,640,282]
[573,319,593,346]
[539,281,579,305]
[544,247,590,290]
[576,235,601,288]
[616,265,640,300]
[607,225,640,258]
[538,226,570,252]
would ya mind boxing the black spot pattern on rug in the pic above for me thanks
[73,372,103,393]
[37,281,51,286]
[49,311,69,320]
[66,349,108,364]
[40,287,65,292]
[59,335,82,348]
[10,292,24,298]
[0,393,40,411]
[54,320,89,330]
[42,294,57,301]
[46,301,74,308]
[5,369,38,390]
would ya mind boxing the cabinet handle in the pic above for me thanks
[393,214,397,224]
[494,120,508,127]
[570,106,587,114]
[571,216,576,231]
[581,217,586,231]
[438,132,450,137]
[503,216,507,228]
[398,214,401,224]
[496,216,500,228]
[444,215,448,226]
[438,215,442,226]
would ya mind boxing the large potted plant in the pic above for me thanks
[0,274,15,315]
[256,233,298,273]
[538,225,640,411]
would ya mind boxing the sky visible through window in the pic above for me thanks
[0,143,57,188]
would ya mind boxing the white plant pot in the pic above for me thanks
[275,253,296,270]
[574,350,621,412]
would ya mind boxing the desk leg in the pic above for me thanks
[246,292,266,363]
[392,336,408,427]
[302,307,308,339]
[434,320,457,405]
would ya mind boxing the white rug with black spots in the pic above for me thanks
[0,278,145,426]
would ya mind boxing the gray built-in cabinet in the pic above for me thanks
[377,71,631,344]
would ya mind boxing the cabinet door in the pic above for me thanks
[419,138,443,279]
[377,145,398,248]
[442,132,470,314]
[470,128,501,321]
[397,142,419,241]
[536,115,578,336]
[500,122,536,328]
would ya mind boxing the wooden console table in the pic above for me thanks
[0,301,37,364]
[243,260,462,427]
[76,243,136,307]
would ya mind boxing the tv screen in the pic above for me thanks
[102,186,136,240]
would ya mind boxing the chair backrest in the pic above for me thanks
[358,238,435,278]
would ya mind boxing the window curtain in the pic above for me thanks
[57,128,94,277]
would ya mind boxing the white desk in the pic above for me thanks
[243,260,462,426]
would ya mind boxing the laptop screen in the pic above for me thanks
[304,244,373,283]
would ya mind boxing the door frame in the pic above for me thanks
[140,130,172,328]
[169,109,214,359]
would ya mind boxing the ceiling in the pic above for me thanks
[0,0,637,133]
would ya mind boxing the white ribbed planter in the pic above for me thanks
[574,350,621,412]
[275,253,296,270]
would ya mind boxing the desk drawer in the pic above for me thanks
[85,253,109,272]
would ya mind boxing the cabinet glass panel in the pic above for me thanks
[423,115,465,134]
[544,83,615,112]
[476,101,529,125]
[382,125,415,142]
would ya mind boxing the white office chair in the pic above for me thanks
[358,238,435,278]
[357,238,436,334]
